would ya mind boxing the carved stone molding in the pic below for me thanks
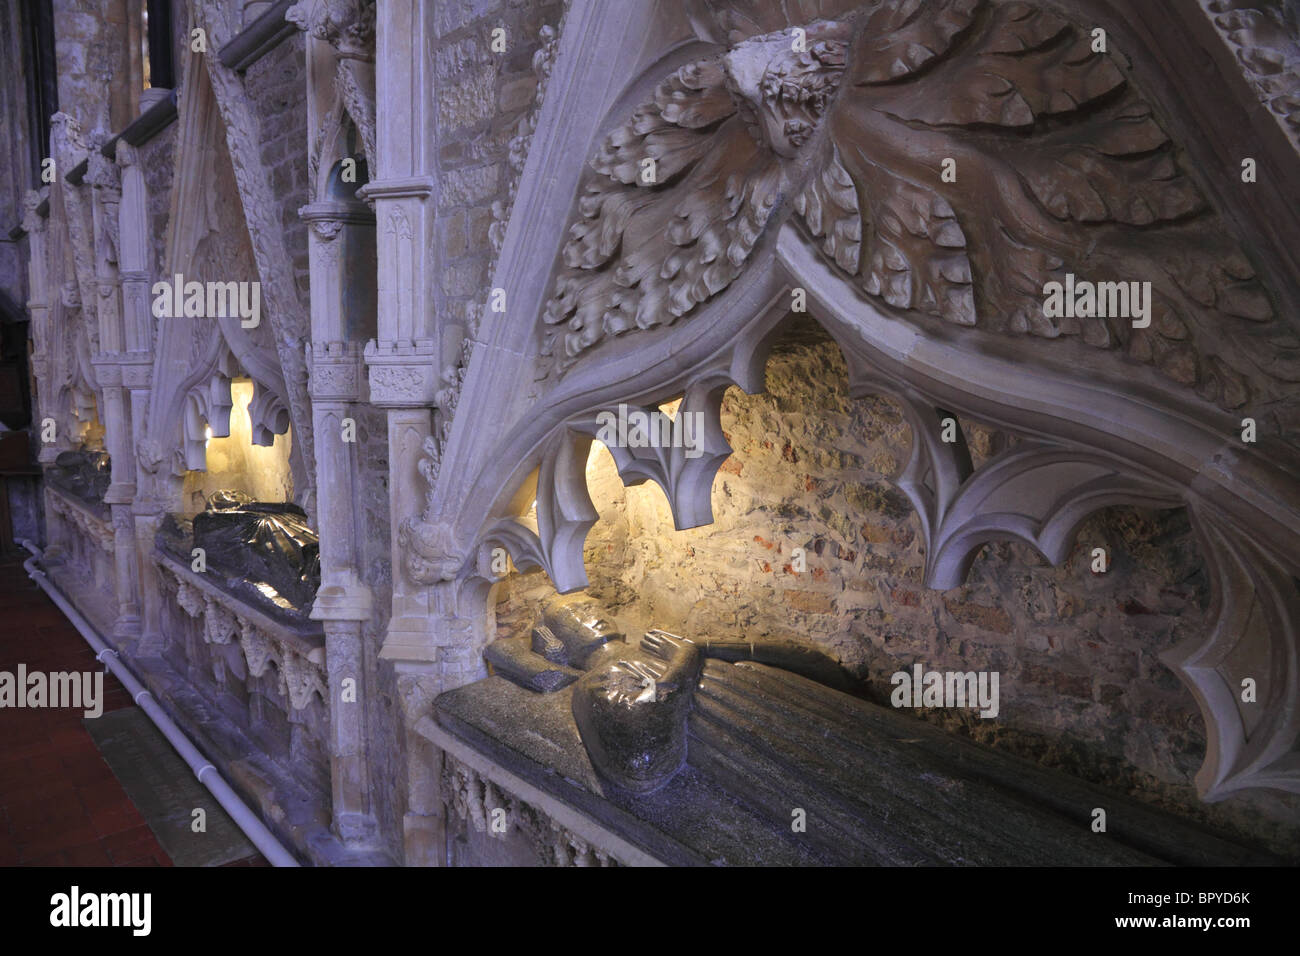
[537,0,1298,442]
[155,553,328,711]
[188,3,317,507]
[440,752,618,866]
[46,486,115,553]
[364,345,438,407]
[1166,506,1300,800]
[308,341,366,402]
[871,393,1186,590]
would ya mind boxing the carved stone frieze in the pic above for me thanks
[440,752,618,866]
[308,341,365,402]
[538,0,1298,439]
[154,555,328,711]
[46,487,115,553]
[366,358,436,406]
[1199,0,1300,152]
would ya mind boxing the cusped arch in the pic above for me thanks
[421,0,1300,802]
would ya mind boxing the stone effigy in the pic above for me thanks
[46,449,111,504]
[191,490,321,614]
[157,490,321,617]
[486,597,861,793]
[444,596,1282,865]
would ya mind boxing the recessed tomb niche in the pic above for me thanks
[183,377,293,514]
[159,375,320,619]
[482,316,1299,861]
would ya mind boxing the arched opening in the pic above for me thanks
[483,308,1299,851]
[182,376,294,516]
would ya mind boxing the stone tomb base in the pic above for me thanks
[431,657,1282,867]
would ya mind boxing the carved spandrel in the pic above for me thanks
[538,0,1297,438]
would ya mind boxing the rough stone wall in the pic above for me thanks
[495,335,1300,858]
[431,0,564,334]
[242,33,310,308]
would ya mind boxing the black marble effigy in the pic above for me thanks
[157,490,321,618]
[46,449,111,510]
[438,596,1286,866]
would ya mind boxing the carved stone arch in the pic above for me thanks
[420,0,1300,803]
[145,47,304,504]
[310,99,361,201]
[289,0,377,185]
[32,154,104,455]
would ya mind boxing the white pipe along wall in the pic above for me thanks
[20,539,300,867]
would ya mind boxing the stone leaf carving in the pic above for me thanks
[1201,0,1300,151]
[282,650,328,710]
[441,752,618,865]
[540,20,851,369]
[203,598,239,645]
[176,581,205,618]
[541,0,1299,435]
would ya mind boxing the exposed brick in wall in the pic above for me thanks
[431,0,564,332]
[495,335,1300,858]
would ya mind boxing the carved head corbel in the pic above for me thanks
[723,21,850,159]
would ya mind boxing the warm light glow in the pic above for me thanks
[184,378,294,512]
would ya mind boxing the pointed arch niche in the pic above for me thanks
[451,228,1300,818]
[145,51,303,513]
[410,0,1300,851]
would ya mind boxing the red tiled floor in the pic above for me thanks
[0,558,172,867]
[0,557,268,867]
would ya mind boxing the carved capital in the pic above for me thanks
[364,341,439,406]
[289,0,374,59]
[308,341,365,401]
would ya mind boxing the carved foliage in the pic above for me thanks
[441,753,619,866]
[540,0,1298,429]
[541,21,851,369]
[1200,0,1300,150]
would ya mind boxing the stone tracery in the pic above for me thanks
[7,0,1300,867]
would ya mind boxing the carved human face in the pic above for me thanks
[723,21,850,158]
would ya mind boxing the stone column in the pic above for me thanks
[302,201,380,844]
[87,150,140,638]
[115,140,162,651]
[20,192,57,467]
[361,0,449,865]
[361,0,440,665]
